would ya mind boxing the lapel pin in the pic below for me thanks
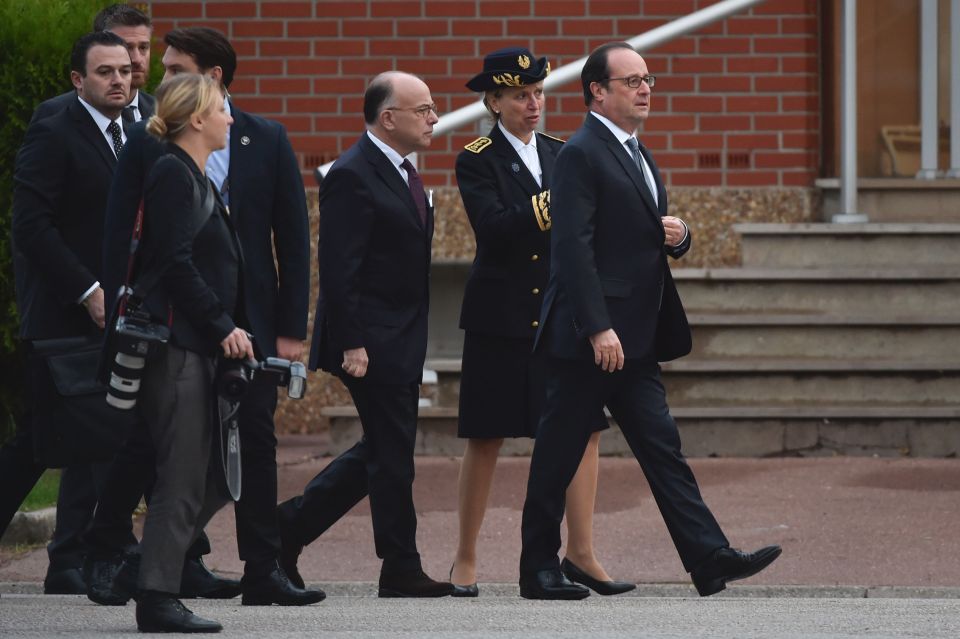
[240,135,251,146]
[511,162,520,173]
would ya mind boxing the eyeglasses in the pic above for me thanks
[605,74,656,89]
[384,104,441,119]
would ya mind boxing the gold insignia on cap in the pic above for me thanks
[464,136,492,153]
[492,73,522,87]
[518,55,531,70]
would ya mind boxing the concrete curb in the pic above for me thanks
[5,582,957,599]
[0,508,55,546]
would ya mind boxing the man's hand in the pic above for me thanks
[82,287,106,329]
[662,216,686,247]
[221,328,255,360]
[342,347,369,378]
[589,329,624,373]
[276,336,304,362]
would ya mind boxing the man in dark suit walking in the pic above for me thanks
[21,4,155,596]
[518,42,782,600]
[0,30,132,591]
[89,27,321,607]
[278,71,454,598]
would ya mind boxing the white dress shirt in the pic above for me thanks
[498,121,542,188]
[77,95,125,157]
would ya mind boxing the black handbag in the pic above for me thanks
[28,334,138,468]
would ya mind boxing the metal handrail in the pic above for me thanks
[317,0,765,178]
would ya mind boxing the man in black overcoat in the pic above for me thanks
[518,42,782,600]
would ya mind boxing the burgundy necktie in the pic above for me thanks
[400,158,427,226]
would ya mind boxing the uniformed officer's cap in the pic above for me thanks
[465,47,550,92]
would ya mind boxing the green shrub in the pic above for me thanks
[0,1,162,442]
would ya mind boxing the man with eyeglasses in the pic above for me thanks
[276,71,455,599]
[518,42,782,600]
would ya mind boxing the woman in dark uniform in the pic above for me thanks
[450,48,633,597]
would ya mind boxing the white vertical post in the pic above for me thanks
[917,0,941,179]
[834,0,867,222]
[948,0,960,178]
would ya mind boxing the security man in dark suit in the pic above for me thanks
[0,30,131,592]
[280,71,454,598]
[518,42,782,600]
[87,27,320,607]
[20,4,155,595]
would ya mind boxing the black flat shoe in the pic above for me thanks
[83,553,128,606]
[241,562,325,606]
[448,564,478,598]
[519,568,590,600]
[43,567,86,594]
[136,592,222,633]
[691,545,782,597]
[561,558,636,596]
[179,557,241,599]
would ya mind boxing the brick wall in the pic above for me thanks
[148,0,820,188]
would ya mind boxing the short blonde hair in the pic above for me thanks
[146,74,223,141]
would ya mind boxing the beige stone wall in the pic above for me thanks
[275,186,819,435]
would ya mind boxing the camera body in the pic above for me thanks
[216,357,307,402]
[106,310,171,410]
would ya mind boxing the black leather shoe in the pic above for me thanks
[449,564,478,598]
[84,554,128,605]
[241,563,325,606]
[561,558,636,596]
[519,568,590,600]
[43,567,86,594]
[277,516,306,591]
[378,569,456,598]
[136,592,222,633]
[691,545,782,597]
[179,557,241,599]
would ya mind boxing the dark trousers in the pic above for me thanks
[520,357,728,576]
[85,369,284,576]
[138,346,229,593]
[0,417,45,537]
[283,377,421,575]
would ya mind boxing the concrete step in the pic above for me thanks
[322,405,960,458]
[687,313,960,360]
[734,223,960,268]
[673,268,960,315]
[425,358,960,408]
[816,177,960,222]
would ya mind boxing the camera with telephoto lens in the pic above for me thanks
[106,310,171,410]
[216,357,308,402]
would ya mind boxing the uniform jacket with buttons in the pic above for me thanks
[455,125,563,340]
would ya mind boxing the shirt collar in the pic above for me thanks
[77,94,122,134]
[127,90,140,110]
[497,120,537,152]
[589,110,636,146]
[366,130,411,169]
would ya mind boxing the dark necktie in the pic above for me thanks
[120,105,137,133]
[626,136,655,201]
[400,158,427,226]
[107,121,123,157]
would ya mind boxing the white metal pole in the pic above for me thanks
[948,0,960,178]
[917,0,940,179]
[834,0,867,222]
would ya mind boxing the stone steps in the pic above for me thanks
[736,223,960,268]
[321,405,960,458]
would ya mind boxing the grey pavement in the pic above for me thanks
[2,593,960,638]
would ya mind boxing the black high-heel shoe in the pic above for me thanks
[561,558,635,596]
[449,563,479,598]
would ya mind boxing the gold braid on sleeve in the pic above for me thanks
[531,189,551,231]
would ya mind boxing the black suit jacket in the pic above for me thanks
[31,89,155,125]
[455,126,561,339]
[101,102,309,359]
[12,97,117,339]
[309,133,434,384]
[138,144,242,356]
[536,113,692,363]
